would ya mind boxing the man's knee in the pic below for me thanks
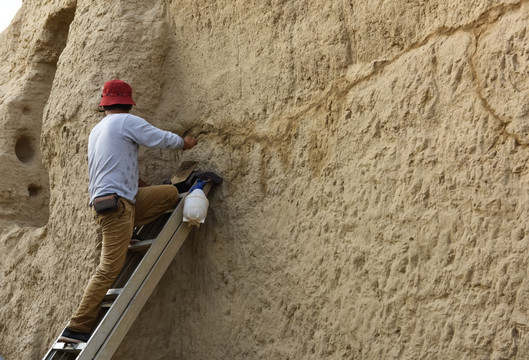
[162,185,180,206]
[95,267,120,283]
[95,259,125,281]
[149,185,179,210]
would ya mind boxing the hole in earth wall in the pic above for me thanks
[15,135,36,163]
[28,185,42,197]
[0,3,76,226]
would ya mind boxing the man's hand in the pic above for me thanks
[183,136,197,150]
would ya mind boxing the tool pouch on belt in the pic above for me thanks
[93,194,119,214]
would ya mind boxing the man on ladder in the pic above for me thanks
[59,79,197,343]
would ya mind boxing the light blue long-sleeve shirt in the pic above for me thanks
[88,113,184,204]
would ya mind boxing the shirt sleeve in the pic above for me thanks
[121,114,184,149]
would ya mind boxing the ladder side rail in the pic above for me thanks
[76,196,188,360]
[94,182,212,360]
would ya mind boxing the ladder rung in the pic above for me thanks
[104,288,122,301]
[101,301,113,308]
[52,342,86,353]
[128,239,155,252]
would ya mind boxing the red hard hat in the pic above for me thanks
[99,79,136,106]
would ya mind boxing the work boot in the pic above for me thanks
[58,328,90,343]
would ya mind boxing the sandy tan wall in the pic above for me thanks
[1,0,529,359]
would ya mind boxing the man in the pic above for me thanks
[59,79,196,343]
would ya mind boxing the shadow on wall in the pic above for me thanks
[0,5,75,226]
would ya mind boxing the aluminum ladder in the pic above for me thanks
[42,181,213,360]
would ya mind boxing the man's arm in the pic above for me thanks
[122,115,187,149]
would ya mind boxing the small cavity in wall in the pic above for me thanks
[15,135,36,163]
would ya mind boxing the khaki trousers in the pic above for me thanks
[68,185,180,333]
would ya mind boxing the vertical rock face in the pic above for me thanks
[2,1,529,359]
[0,1,75,226]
